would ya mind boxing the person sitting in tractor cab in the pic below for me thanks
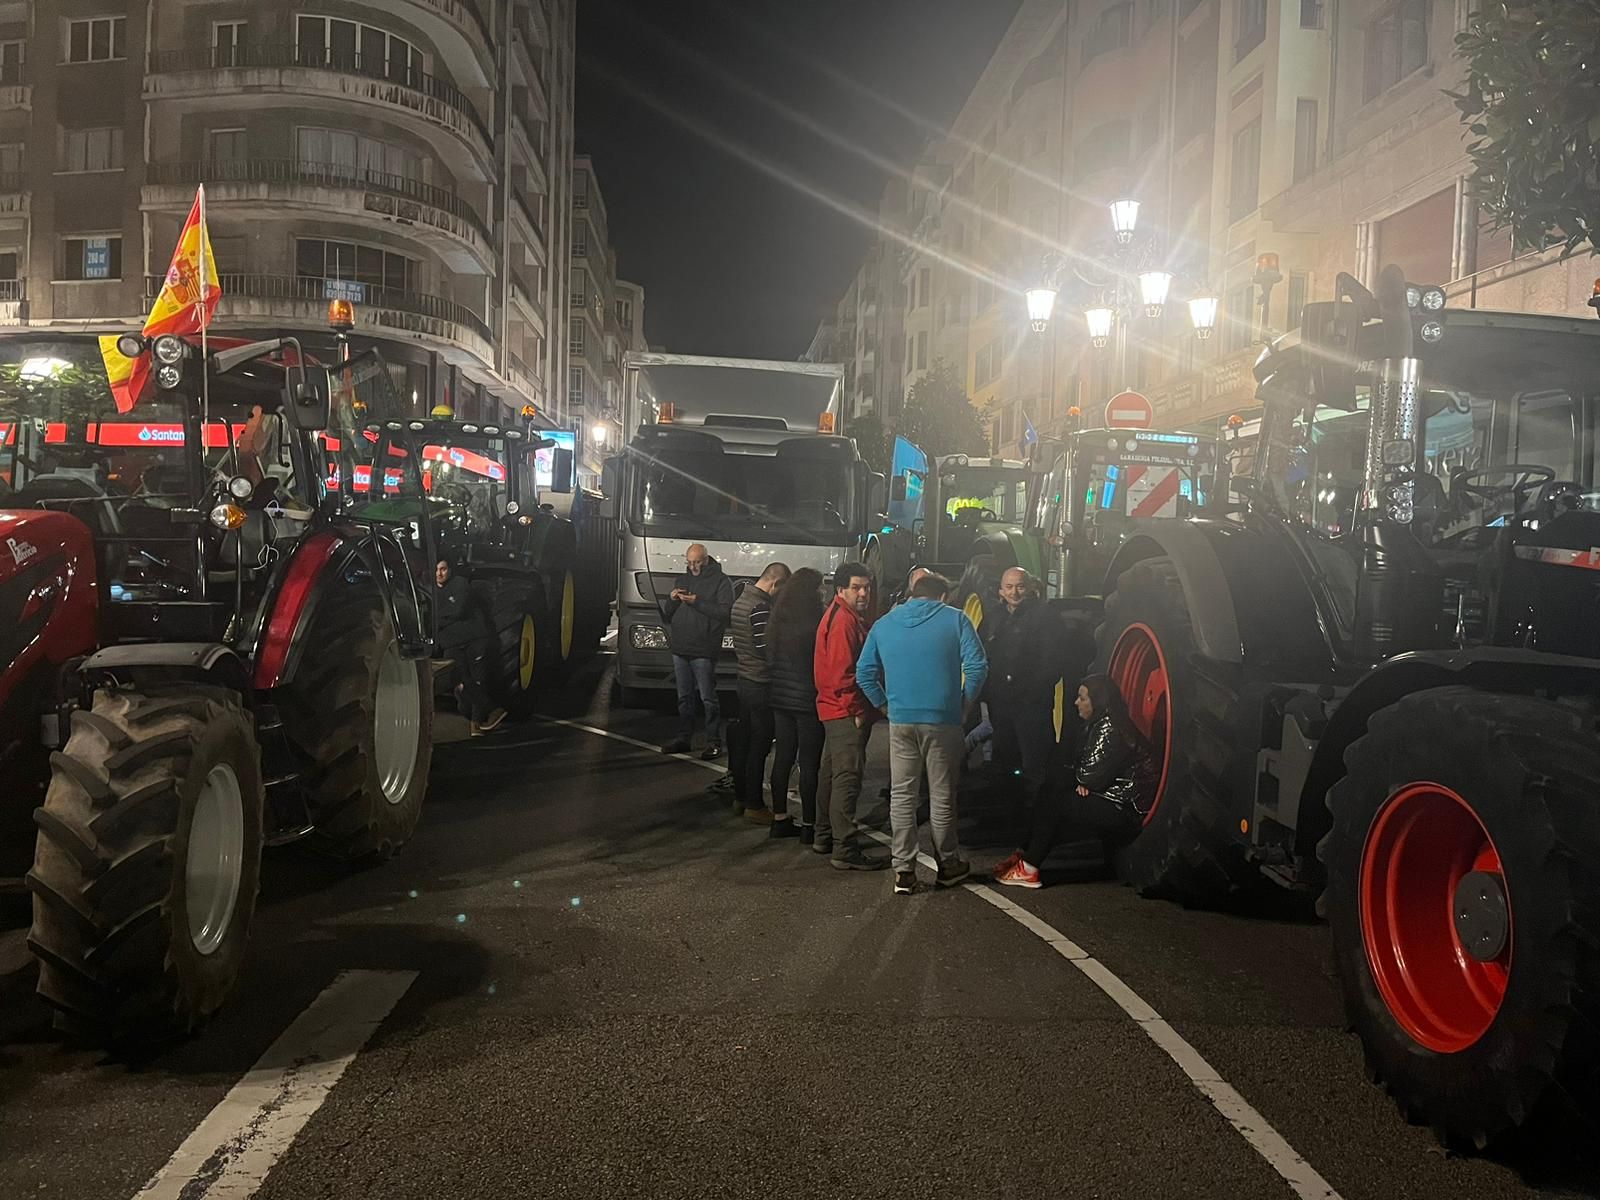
[992,673,1156,888]
[434,557,506,735]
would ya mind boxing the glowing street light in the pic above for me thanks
[1138,270,1173,318]
[1084,306,1115,349]
[1109,199,1140,245]
[1188,294,1221,340]
[1025,283,1058,333]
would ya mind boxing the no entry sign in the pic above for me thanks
[1105,391,1154,428]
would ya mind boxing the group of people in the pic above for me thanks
[661,544,1158,893]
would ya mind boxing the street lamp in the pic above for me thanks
[1025,283,1057,333]
[1084,306,1115,349]
[1138,270,1173,318]
[590,421,609,447]
[1187,294,1221,339]
[1109,198,1140,245]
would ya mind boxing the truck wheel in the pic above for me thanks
[1323,686,1600,1148]
[1096,557,1254,904]
[285,592,431,862]
[27,687,263,1042]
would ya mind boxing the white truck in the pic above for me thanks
[600,352,883,701]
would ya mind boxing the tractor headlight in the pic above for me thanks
[1420,319,1444,344]
[155,362,183,390]
[227,475,254,500]
[115,333,144,358]
[629,624,668,650]
[152,335,187,365]
[1405,284,1422,310]
[505,500,520,515]
[1420,285,1446,312]
[209,502,247,530]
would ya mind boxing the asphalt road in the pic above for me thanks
[1,653,1597,1199]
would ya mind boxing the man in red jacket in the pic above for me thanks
[813,562,887,870]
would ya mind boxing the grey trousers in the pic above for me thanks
[817,717,872,854]
[888,723,964,872]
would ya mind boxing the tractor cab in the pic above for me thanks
[1250,275,1600,662]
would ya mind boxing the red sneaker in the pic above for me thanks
[994,858,1041,889]
[991,850,1024,877]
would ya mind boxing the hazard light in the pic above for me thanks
[658,403,676,423]
[818,412,836,433]
[1589,278,1600,317]
[328,298,356,332]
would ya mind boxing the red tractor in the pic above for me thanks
[0,328,436,1043]
[1094,266,1600,1146]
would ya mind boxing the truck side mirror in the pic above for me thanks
[867,471,887,521]
[550,446,574,494]
[890,476,907,502]
[599,456,620,520]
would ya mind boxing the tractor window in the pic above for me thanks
[1510,390,1576,482]
[422,439,510,539]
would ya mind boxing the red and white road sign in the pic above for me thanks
[1105,391,1154,428]
[1121,464,1183,518]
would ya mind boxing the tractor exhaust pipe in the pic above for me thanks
[1354,266,1441,660]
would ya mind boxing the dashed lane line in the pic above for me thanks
[545,714,1344,1200]
[133,970,418,1200]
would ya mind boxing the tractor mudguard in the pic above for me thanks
[82,641,249,689]
[1291,646,1600,860]
[1103,524,1243,664]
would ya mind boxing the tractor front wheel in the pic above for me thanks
[1324,686,1600,1148]
[27,686,263,1043]
[285,591,431,862]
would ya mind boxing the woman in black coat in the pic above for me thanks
[765,567,826,844]
[992,673,1154,888]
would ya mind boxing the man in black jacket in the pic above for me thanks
[435,559,506,735]
[662,543,735,759]
[982,568,1075,817]
[727,561,790,820]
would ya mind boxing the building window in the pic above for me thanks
[573,174,588,208]
[1224,284,1256,351]
[60,234,122,281]
[917,267,931,308]
[1286,272,1308,330]
[64,16,126,64]
[0,40,24,84]
[1300,0,1324,27]
[570,270,586,307]
[294,237,419,291]
[60,127,123,173]
[1236,0,1267,60]
[616,299,632,327]
[0,143,21,183]
[572,228,587,258]
[295,15,422,84]
[1292,99,1318,183]
[569,318,584,354]
[296,127,420,183]
[1373,187,1454,287]
[915,331,929,371]
[213,21,246,67]
[1083,2,1132,63]
[1364,0,1429,103]
[569,367,584,406]
[1228,118,1262,222]
[208,128,248,164]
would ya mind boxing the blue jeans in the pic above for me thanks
[672,655,722,745]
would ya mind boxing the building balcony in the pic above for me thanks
[147,272,493,367]
[1147,346,1262,428]
[0,63,28,112]
[503,350,540,405]
[508,272,545,334]
[144,159,492,274]
[144,45,493,180]
[511,189,546,255]
[400,0,494,86]
[0,278,26,324]
[0,169,27,219]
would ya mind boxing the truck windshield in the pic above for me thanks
[635,444,853,544]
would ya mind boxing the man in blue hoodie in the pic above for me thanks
[856,572,988,894]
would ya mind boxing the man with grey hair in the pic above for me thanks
[727,561,791,822]
[983,566,1071,820]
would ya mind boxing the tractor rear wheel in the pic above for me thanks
[481,578,545,718]
[284,591,431,863]
[1095,557,1255,904]
[536,564,577,680]
[27,686,262,1043]
[1324,686,1600,1148]
[956,555,1006,635]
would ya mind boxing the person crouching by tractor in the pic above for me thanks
[992,674,1155,888]
[435,558,507,736]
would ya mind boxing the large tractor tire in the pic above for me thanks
[955,554,1005,635]
[1323,686,1600,1148]
[537,563,578,680]
[1094,557,1255,904]
[478,577,545,718]
[284,590,431,863]
[27,686,263,1043]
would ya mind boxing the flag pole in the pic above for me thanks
[197,184,211,434]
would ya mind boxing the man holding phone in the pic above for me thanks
[661,543,735,759]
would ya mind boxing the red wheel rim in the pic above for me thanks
[1108,622,1171,826]
[1358,783,1511,1053]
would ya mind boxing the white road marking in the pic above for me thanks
[134,970,417,1200]
[539,715,1341,1199]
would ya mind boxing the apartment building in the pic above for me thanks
[831,0,1593,455]
[4,0,575,427]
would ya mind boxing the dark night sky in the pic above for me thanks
[575,0,1024,360]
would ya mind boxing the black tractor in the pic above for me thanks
[1094,264,1600,1146]
[1,326,437,1043]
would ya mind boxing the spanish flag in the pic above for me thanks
[98,335,149,415]
[145,186,221,339]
